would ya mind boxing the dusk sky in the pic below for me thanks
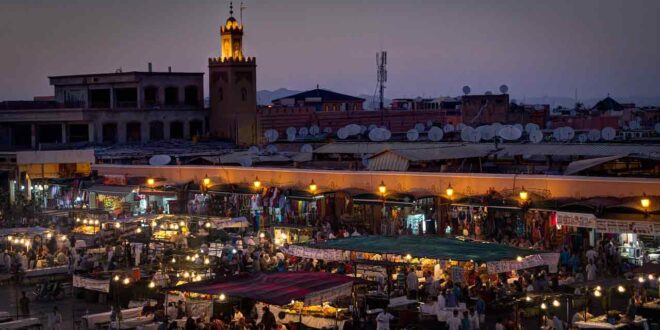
[1,0,659,102]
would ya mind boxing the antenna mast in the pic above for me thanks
[376,51,387,123]
[240,2,246,25]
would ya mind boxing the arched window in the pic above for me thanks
[164,87,178,106]
[170,121,184,139]
[184,86,198,106]
[126,122,141,143]
[241,88,247,102]
[218,87,224,102]
[149,121,164,141]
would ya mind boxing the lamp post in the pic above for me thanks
[378,181,387,232]
[641,193,650,216]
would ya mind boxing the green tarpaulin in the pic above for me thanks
[310,236,540,262]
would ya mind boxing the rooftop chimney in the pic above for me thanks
[148,62,152,72]
[168,66,172,73]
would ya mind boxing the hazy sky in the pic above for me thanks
[1,0,659,101]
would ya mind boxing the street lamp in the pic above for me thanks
[203,175,211,187]
[378,181,387,195]
[519,187,528,201]
[253,177,261,189]
[617,285,625,293]
[641,193,650,210]
[309,180,317,193]
[552,299,560,307]
[446,184,454,199]
[147,178,155,187]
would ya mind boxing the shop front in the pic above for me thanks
[349,191,414,235]
[85,183,139,217]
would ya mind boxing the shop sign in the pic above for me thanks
[595,219,660,236]
[280,245,345,261]
[73,275,110,293]
[103,175,127,186]
[486,254,547,274]
[555,212,596,228]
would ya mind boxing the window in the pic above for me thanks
[89,89,111,108]
[241,88,247,102]
[184,86,198,106]
[126,122,141,143]
[144,86,158,107]
[170,122,184,139]
[102,123,117,144]
[189,120,203,137]
[218,87,224,102]
[68,124,89,143]
[114,88,137,108]
[149,121,164,141]
[164,87,178,106]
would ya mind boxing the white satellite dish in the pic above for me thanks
[309,125,320,136]
[414,123,426,133]
[247,146,259,154]
[368,128,382,142]
[492,122,503,131]
[337,128,349,140]
[300,144,313,153]
[461,126,481,142]
[477,125,495,140]
[427,126,444,142]
[286,127,297,137]
[601,127,616,141]
[524,123,540,134]
[462,85,471,95]
[368,124,378,131]
[323,127,332,134]
[264,129,279,143]
[588,129,601,142]
[346,124,361,136]
[382,128,392,141]
[298,127,309,137]
[443,124,455,133]
[654,123,660,134]
[485,91,493,95]
[498,125,522,141]
[513,123,524,132]
[578,133,588,143]
[149,155,171,166]
[360,125,367,134]
[239,157,253,167]
[457,123,467,131]
[499,84,509,94]
[265,144,278,154]
[562,127,575,141]
[426,120,433,128]
[406,129,419,141]
[529,130,543,143]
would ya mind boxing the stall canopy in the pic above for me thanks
[174,272,359,306]
[0,226,50,237]
[312,236,540,262]
[86,184,137,196]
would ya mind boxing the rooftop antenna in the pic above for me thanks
[376,51,387,124]
[229,1,234,17]
[240,2,246,25]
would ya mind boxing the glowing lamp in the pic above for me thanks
[541,303,547,310]
[148,281,156,289]
[253,177,261,189]
[147,178,155,186]
[552,299,560,307]
[641,194,650,208]
[446,184,454,198]
[309,180,317,193]
[594,290,602,297]
[136,227,142,234]
[525,296,532,302]
[122,278,130,285]
[638,276,645,283]
[113,275,120,282]
[617,285,625,293]
[114,222,121,229]
[219,293,226,301]
[519,188,528,201]
[378,181,387,194]
[516,256,523,262]
[205,222,211,228]
[203,176,211,187]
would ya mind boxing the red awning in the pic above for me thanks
[173,272,359,306]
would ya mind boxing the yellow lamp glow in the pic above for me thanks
[378,181,387,194]
[594,290,602,297]
[113,275,120,282]
[641,194,650,208]
[309,180,317,193]
[205,222,211,228]
[203,176,211,187]
[596,285,602,291]
[617,285,625,293]
[552,299,560,307]
[148,281,156,289]
[649,274,655,281]
[253,177,261,189]
[122,278,130,285]
[519,188,528,201]
[147,178,155,186]
[204,258,210,265]
[219,293,226,301]
[171,257,176,263]
[446,184,454,198]
[525,296,532,302]
[114,222,121,229]
[516,256,523,262]
[259,232,265,238]
[541,303,547,310]
[638,276,645,283]
[179,221,185,227]
[136,227,142,234]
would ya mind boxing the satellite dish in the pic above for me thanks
[286,127,297,137]
[443,124,455,133]
[406,129,419,141]
[149,155,171,166]
[323,127,332,134]
[346,124,361,136]
[337,128,349,140]
[456,123,467,131]
[247,146,259,154]
[588,129,601,142]
[499,84,509,94]
[239,157,253,167]
[298,127,309,137]
[461,126,481,142]
[427,126,444,142]
[563,127,575,141]
[361,154,369,167]
[426,120,433,128]
[654,123,660,134]
[265,145,278,154]
[309,125,320,136]
[529,130,543,143]
[524,123,540,134]
[264,129,279,143]
[414,123,426,133]
[601,127,616,141]
[578,133,588,143]
[382,128,391,141]
[485,91,493,96]
[300,144,313,153]
[498,125,522,141]
[368,124,378,131]
[360,125,368,134]
[513,123,524,132]
[462,85,471,95]
[491,122,503,131]
[477,125,495,140]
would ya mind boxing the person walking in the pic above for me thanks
[19,291,30,318]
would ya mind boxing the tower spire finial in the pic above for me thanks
[229,1,234,16]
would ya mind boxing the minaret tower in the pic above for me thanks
[209,1,258,146]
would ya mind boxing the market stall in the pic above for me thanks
[172,272,359,329]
